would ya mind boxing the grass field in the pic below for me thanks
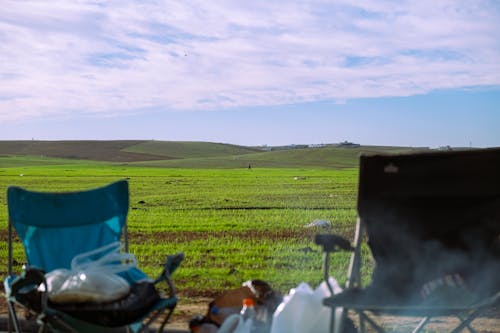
[0,162,371,298]
[0,142,425,296]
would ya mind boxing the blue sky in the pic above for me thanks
[1,0,499,147]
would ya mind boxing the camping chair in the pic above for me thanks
[315,148,500,333]
[4,180,184,333]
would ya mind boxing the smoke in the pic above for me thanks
[362,196,500,308]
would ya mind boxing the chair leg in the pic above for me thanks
[127,307,175,333]
[139,312,162,333]
[7,301,21,333]
[450,311,481,333]
[157,308,174,333]
[356,310,365,333]
[332,307,344,333]
[329,306,335,333]
[456,313,479,333]
[358,312,386,333]
[411,317,430,333]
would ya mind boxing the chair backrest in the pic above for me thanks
[357,148,500,297]
[7,180,129,273]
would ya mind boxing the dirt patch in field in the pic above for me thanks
[0,229,318,257]
[0,226,353,244]
[129,228,354,244]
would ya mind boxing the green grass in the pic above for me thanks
[123,141,261,158]
[130,146,424,169]
[0,159,371,296]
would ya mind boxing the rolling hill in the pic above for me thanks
[0,140,430,169]
[0,140,165,162]
[0,140,258,162]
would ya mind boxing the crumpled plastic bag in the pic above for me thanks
[43,242,136,304]
[45,269,131,304]
[270,278,342,333]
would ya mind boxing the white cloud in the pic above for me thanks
[1,0,499,122]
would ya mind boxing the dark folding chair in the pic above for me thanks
[4,180,184,333]
[316,148,500,333]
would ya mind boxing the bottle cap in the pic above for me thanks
[242,298,255,307]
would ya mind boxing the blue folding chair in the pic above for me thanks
[4,180,184,333]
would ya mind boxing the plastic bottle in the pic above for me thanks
[241,298,270,333]
[240,298,257,320]
[218,298,261,333]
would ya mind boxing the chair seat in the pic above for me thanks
[50,281,170,326]
[323,287,500,316]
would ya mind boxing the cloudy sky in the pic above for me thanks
[1,0,499,147]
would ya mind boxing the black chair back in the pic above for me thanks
[357,148,500,298]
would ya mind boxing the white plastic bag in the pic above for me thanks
[44,242,137,304]
[270,278,342,333]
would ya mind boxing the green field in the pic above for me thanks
[0,141,424,296]
[0,140,428,168]
[0,164,367,295]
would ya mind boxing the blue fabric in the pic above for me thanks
[7,181,139,278]
[18,217,122,272]
[8,180,128,228]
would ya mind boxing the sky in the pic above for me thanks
[1,0,499,148]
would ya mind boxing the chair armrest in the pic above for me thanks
[155,252,185,282]
[315,234,354,253]
[8,266,48,313]
[154,253,185,298]
[10,266,45,295]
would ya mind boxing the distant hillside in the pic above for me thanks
[0,140,166,162]
[0,140,258,162]
[0,140,430,168]
[123,141,260,158]
[132,145,430,169]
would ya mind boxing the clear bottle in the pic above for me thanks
[218,299,258,333]
[240,298,257,320]
[242,298,270,333]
